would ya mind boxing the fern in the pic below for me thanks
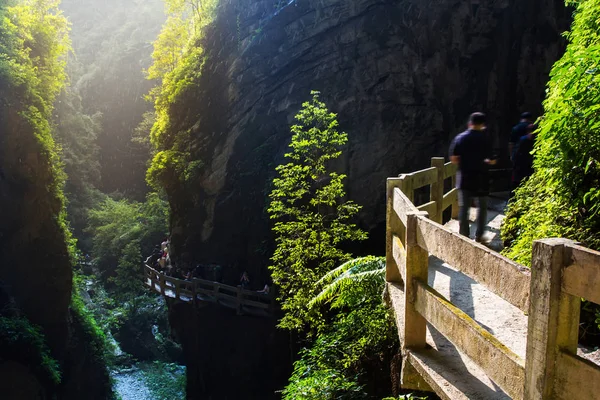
[310,256,385,309]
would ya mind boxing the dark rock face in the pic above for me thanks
[170,0,570,276]
[168,301,292,399]
[0,71,110,400]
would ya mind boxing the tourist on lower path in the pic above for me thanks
[449,112,496,242]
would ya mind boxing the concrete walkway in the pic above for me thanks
[388,193,527,399]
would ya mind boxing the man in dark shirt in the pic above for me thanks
[449,112,496,242]
[509,112,533,161]
[512,124,536,192]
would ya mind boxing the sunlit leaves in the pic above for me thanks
[146,0,218,190]
[282,257,397,399]
[87,192,168,292]
[503,0,600,263]
[268,91,367,332]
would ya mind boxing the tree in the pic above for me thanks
[268,91,367,332]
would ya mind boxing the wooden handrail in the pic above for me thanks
[143,264,274,317]
[387,158,600,399]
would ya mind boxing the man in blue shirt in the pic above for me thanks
[449,112,496,242]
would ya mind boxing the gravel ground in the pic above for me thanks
[112,368,153,400]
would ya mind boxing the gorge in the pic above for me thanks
[1,0,582,399]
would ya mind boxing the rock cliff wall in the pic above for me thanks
[168,301,292,399]
[169,0,570,276]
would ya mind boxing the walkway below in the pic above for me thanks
[144,266,275,318]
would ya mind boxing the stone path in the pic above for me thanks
[112,368,153,400]
[388,193,527,399]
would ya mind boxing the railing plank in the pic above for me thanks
[144,264,274,315]
[406,167,437,190]
[414,280,525,399]
[392,235,407,282]
[442,188,458,212]
[239,298,271,309]
[554,351,600,400]
[394,187,418,226]
[563,244,600,304]
[443,162,458,180]
[414,216,531,312]
[417,201,437,217]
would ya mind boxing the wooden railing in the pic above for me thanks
[144,264,275,317]
[387,158,600,399]
[526,239,600,399]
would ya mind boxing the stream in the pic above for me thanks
[112,363,186,400]
[112,367,152,400]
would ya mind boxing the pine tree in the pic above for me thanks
[268,91,367,331]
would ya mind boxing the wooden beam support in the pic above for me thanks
[414,280,525,399]
[417,201,437,218]
[402,212,429,351]
[553,351,600,400]
[442,188,458,213]
[562,244,600,304]
[387,178,405,283]
[415,215,531,311]
[406,167,438,190]
[524,239,580,400]
[430,157,445,224]
[443,162,458,180]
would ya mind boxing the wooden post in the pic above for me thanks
[401,211,430,387]
[160,274,166,296]
[175,280,181,300]
[524,238,580,400]
[399,174,414,204]
[402,211,429,350]
[386,177,405,283]
[430,157,445,224]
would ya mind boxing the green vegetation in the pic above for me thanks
[502,0,600,263]
[0,317,61,387]
[268,94,400,398]
[146,0,219,191]
[282,257,399,399]
[140,361,186,400]
[72,273,115,368]
[83,191,180,365]
[87,192,168,293]
[268,91,367,331]
[0,0,71,238]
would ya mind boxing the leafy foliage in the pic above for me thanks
[87,192,168,295]
[502,0,600,264]
[146,0,218,190]
[282,257,399,399]
[268,91,367,331]
[0,317,61,387]
[72,273,115,363]
[140,361,186,400]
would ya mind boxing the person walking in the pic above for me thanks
[509,112,533,161]
[449,112,496,242]
[511,124,536,193]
